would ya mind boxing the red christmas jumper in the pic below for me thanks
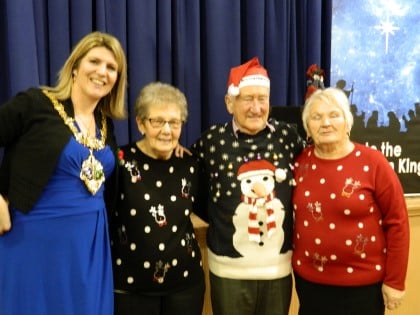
[292,143,409,290]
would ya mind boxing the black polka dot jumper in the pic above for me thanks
[111,144,204,294]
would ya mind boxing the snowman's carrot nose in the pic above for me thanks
[251,182,266,198]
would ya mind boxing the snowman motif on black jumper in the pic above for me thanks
[233,159,287,257]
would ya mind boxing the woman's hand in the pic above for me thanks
[174,144,192,158]
[0,194,11,235]
[382,283,405,310]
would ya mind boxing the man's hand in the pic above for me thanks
[174,144,192,158]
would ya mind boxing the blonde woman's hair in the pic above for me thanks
[44,31,127,119]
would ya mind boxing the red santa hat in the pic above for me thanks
[237,159,286,182]
[227,57,270,96]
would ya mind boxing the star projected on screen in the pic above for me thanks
[331,0,420,131]
[375,18,400,54]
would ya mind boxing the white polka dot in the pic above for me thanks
[190,166,195,173]
[144,261,150,268]
[156,181,162,187]
[296,260,302,266]
[296,233,300,239]
[347,267,353,273]
[329,223,335,230]
[375,265,382,271]
[359,194,365,200]
[172,225,178,232]
[315,238,321,245]
[144,193,150,200]
[181,239,186,246]
[345,239,352,246]
[355,151,361,157]
[320,178,326,184]
[363,165,369,172]
[330,193,336,199]
[371,236,376,242]
[116,258,122,265]
[369,206,374,213]
[304,251,309,257]
[127,277,134,284]
[303,220,309,227]
[192,251,196,257]
[299,177,303,182]
[358,222,364,229]
[169,166,174,173]
[170,195,177,202]
[337,165,343,171]
[311,164,317,170]
[172,259,178,266]
[143,164,150,171]
[184,209,190,216]
[317,266,323,272]
[344,209,351,215]
[330,255,337,260]
[130,243,136,251]
[183,270,189,278]
[144,226,151,233]
[130,209,136,216]
[304,191,310,197]
[361,253,366,259]
[159,243,165,251]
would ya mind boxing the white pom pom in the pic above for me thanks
[275,168,287,182]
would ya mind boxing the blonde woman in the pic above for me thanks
[0,31,127,315]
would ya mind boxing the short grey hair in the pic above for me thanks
[135,82,188,122]
[301,87,354,134]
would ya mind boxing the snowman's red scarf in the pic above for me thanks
[241,192,276,243]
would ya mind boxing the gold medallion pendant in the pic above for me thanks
[80,149,105,194]
[43,89,107,195]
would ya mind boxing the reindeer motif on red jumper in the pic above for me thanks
[354,234,369,256]
[341,177,361,198]
[312,252,328,272]
[307,201,323,222]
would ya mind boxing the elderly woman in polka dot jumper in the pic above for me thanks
[110,82,205,315]
[292,87,409,315]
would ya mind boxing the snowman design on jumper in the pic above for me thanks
[232,159,287,257]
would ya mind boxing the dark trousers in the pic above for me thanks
[114,280,205,315]
[294,273,385,315]
[209,272,292,315]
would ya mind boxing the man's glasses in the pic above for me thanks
[147,118,183,129]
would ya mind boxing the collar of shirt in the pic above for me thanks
[231,118,276,138]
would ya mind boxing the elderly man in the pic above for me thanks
[192,57,304,315]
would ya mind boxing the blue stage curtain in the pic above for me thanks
[0,0,331,148]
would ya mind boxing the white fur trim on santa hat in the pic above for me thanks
[237,169,274,181]
[228,74,270,96]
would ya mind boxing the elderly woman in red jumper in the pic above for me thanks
[292,87,409,315]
